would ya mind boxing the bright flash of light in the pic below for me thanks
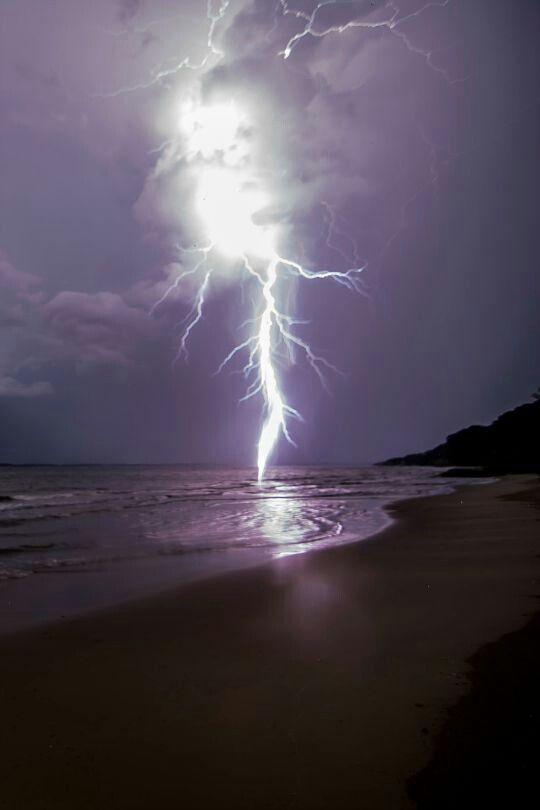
[152,99,366,482]
[101,0,463,480]
[197,169,275,260]
[181,100,246,162]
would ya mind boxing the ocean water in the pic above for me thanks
[0,465,464,632]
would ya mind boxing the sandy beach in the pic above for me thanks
[1,476,539,809]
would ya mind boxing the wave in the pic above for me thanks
[0,465,467,584]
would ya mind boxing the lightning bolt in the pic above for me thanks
[96,0,231,98]
[177,268,213,361]
[255,257,291,481]
[155,232,365,481]
[95,0,465,480]
[278,0,467,83]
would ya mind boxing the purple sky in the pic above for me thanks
[0,0,539,466]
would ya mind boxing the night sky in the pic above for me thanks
[1,0,539,466]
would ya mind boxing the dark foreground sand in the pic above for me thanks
[1,477,539,809]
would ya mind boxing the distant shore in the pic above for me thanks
[1,476,539,809]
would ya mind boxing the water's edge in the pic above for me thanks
[0,465,485,634]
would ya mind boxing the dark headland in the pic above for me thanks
[382,396,540,475]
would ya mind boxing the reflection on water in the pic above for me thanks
[0,465,464,581]
[254,491,343,556]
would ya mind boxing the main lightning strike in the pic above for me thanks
[150,98,367,480]
[256,258,288,481]
[139,0,463,480]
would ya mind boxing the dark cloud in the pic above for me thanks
[43,290,160,370]
[0,377,53,399]
[15,62,60,89]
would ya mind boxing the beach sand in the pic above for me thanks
[1,476,539,809]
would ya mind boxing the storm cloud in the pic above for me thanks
[1,0,539,464]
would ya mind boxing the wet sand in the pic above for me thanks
[408,482,540,808]
[1,476,539,809]
[408,610,540,808]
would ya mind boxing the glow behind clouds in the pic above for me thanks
[181,101,244,163]
[181,100,288,479]
[197,168,274,259]
[182,101,275,259]
[175,96,365,480]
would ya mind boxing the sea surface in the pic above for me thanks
[0,465,467,632]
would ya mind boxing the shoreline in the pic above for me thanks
[0,469,461,636]
[1,476,538,808]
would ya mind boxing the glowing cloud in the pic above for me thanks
[197,168,274,259]
[143,1,458,481]
[181,101,245,163]
[153,98,365,482]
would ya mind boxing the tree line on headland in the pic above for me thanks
[383,392,540,474]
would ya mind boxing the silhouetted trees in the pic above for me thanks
[384,397,540,473]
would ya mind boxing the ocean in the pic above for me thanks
[0,464,464,632]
